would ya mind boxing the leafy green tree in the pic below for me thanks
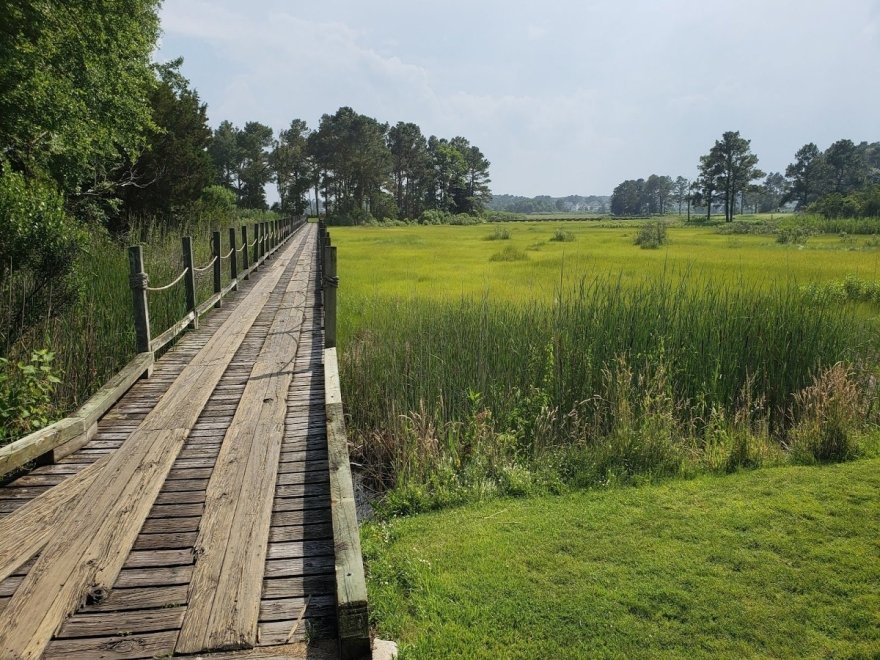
[823,139,868,194]
[458,140,492,214]
[644,174,673,214]
[427,137,468,213]
[309,107,391,221]
[270,119,312,215]
[694,153,723,222]
[784,143,825,209]
[387,122,431,219]
[118,59,213,223]
[610,179,646,216]
[699,131,763,222]
[673,176,690,215]
[237,122,274,209]
[0,0,160,207]
[756,172,786,213]
[208,121,242,193]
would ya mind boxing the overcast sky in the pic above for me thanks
[157,0,880,197]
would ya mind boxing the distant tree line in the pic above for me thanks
[489,194,609,214]
[203,107,492,224]
[610,131,880,221]
[1,1,492,350]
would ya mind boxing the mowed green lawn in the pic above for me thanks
[364,459,880,659]
[332,220,880,306]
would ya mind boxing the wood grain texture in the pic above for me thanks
[0,231,307,660]
[324,348,371,659]
[177,231,316,653]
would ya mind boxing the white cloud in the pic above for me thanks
[159,0,880,196]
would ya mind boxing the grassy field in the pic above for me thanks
[335,218,880,315]
[363,457,880,659]
[332,217,880,514]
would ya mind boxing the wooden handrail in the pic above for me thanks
[1,218,305,479]
[324,347,370,659]
[0,352,154,479]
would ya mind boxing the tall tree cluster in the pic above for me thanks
[783,139,880,216]
[694,131,764,222]
[609,175,675,216]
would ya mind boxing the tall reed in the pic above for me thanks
[340,274,877,508]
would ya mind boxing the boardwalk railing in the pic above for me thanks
[319,221,371,659]
[0,216,305,479]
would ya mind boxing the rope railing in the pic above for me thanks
[128,217,305,355]
[145,268,189,293]
[192,255,218,274]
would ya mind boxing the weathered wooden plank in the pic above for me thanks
[268,523,334,544]
[324,347,370,659]
[115,565,193,589]
[266,540,335,560]
[177,234,315,654]
[79,584,188,612]
[257,616,336,645]
[0,233,308,660]
[57,607,186,638]
[132,531,198,551]
[123,548,192,569]
[43,630,178,659]
[259,595,335,621]
[263,556,336,579]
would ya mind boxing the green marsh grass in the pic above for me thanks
[334,221,880,511]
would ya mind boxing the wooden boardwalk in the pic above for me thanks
[0,223,360,659]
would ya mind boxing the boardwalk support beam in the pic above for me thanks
[325,347,370,659]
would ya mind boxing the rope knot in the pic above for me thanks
[129,272,149,289]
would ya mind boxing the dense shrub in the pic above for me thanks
[633,221,667,248]
[0,349,62,445]
[485,227,511,240]
[549,228,575,242]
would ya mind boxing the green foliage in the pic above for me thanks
[192,185,237,219]
[0,166,82,280]
[633,221,667,248]
[549,227,575,242]
[0,0,160,198]
[119,58,214,223]
[488,246,528,261]
[484,227,511,240]
[0,166,85,348]
[775,225,813,245]
[364,458,880,658]
[808,185,880,219]
[0,349,62,444]
[270,119,312,215]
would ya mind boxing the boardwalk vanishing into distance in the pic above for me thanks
[0,221,370,659]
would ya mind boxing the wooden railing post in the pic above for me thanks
[253,223,260,269]
[128,245,152,354]
[182,236,198,329]
[241,225,250,279]
[212,230,222,308]
[229,227,238,290]
[324,244,337,349]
